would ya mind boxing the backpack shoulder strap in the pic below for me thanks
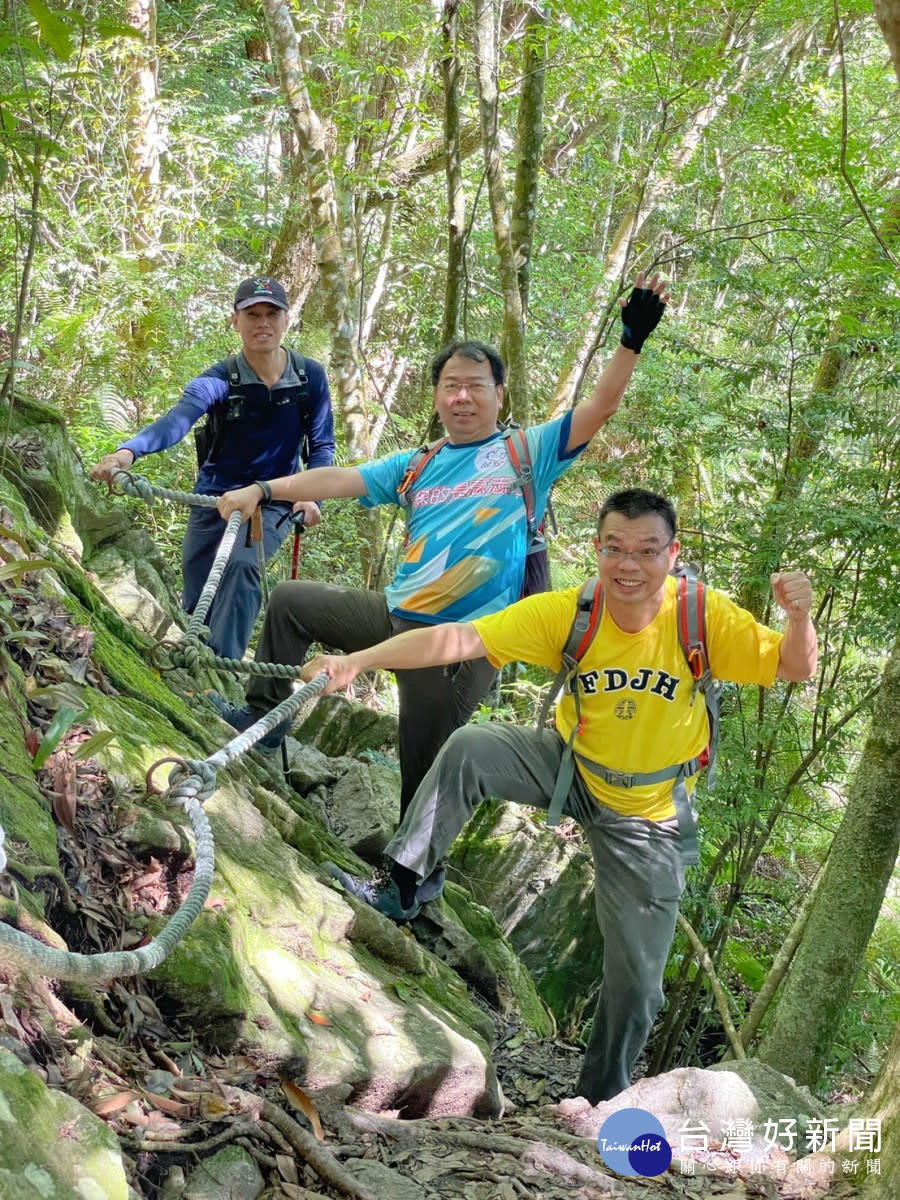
[285,347,309,399]
[195,357,238,466]
[674,570,710,698]
[538,577,603,733]
[500,423,537,534]
[225,353,242,390]
[544,576,604,825]
[396,437,449,509]
[674,568,720,786]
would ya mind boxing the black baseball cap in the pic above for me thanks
[234,276,289,312]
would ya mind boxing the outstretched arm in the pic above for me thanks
[772,571,818,681]
[301,623,488,694]
[217,465,367,523]
[566,273,669,452]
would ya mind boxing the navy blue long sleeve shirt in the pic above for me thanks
[119,350,335,495]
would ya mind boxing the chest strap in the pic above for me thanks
[548,751,702,865]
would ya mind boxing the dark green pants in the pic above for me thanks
[247,580,497,815]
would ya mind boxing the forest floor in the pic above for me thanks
[2,942,864,1200]
[0,590,864,1200]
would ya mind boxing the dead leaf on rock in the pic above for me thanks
[92,1089,143,1116]
[45,750,78,835]
[144,1091,193,1118]
[280,1075,325,1141]
[305,1009,332,1026]
[275,1154,299,1184]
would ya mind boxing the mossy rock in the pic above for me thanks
[0,1047,129,1199]
[450,800,602,1032]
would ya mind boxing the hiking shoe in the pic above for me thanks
[206,689,288,755]
[325,861,421,923]
[415,864,446,904]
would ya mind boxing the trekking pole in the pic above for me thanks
[289,509,306,580]
[276,508,306,774]
[249,507,270,611]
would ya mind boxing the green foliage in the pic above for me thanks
[32,703,83,768]
[1,0,897,1089]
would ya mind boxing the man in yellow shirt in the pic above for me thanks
[302,488,817,1102]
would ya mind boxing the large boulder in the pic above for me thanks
[553,1060,829,1172]
[0,1046,130,1199]
[296,693,399,758]
[319,756,401,859]
[449,801,602,1030]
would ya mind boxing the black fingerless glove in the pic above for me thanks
[620,287,666,353]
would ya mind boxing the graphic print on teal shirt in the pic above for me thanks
[358,414,583,624]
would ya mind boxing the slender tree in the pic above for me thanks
[757,633,900,1084]
[124,0,161,255]
[473,0,528,421]
[259,0,370,461]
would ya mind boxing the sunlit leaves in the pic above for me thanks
[24,0,76,62]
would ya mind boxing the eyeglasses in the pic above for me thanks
[598,541,674,562]
[435,380,494,397]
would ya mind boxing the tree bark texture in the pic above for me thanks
[125,0,161,254]
[757,632,900,1085]
[510,7,546,319]
[260,0,370,461]
[473,0,528,423]
[441,1,466,346]
[860,1019,900,1198]
[873,0,900,81]
[267,161,320,319]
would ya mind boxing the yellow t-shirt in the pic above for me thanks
[472,576,783,821]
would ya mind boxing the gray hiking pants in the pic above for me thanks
[246,580,497,814]
[385,722,685,1103]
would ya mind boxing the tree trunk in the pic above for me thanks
[859,1020,900,1198]
[267,162,320,319]
[510,6,546,321]
[873,0,900,80]
[124,0,161,255]
[473,0,528,423]
[440,0,466,347]
[757,632,900,1085]
[260,0,370,462]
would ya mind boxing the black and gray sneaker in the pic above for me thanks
[206,689,288,755]
[325,861,421,922]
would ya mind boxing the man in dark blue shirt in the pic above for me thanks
[91,277,335,659]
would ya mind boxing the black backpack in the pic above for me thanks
[193,349,310,468]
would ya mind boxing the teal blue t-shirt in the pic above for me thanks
[358,413,583,624]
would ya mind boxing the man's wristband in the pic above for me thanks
[253,480,273,504]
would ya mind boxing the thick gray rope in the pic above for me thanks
[110,470,305,681]
[0,674,329,980]
[0,465,330,978]
[111,472,220,510]
[184,510,244,637]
